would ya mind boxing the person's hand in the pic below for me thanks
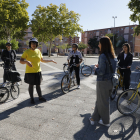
[127,66,131,69]
[52,60,57,64]
[95,64,99,68]
[76,63,80,67]
[26,61,32,67]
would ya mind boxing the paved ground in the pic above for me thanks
[0,55,140,140]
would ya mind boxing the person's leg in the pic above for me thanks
[119,69,124,90]
[28,84,34,103]
[3,69,6,83]
[124,69,131,90]
[12,64,17,71]
[74,66,80,85]
[91,81,101,122]
[36,85,46,102]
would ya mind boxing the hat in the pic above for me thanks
[6,42,12,46]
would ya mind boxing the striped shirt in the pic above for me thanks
[67,50,83,61]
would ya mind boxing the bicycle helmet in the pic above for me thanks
[29,38,38,47]
[6,42,12,46]
[72,43,78,49]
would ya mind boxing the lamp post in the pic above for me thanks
[112,16,117,47]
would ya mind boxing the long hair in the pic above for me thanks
[122,43,131,53]
[99,36,115,58]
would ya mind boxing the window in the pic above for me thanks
[131,27,133,29]
[121,28,123,30]
[131,34,133,36]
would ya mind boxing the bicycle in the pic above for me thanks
[0,63,20,103]
[61,64,77,94]
[117,67,140,115]
[63,60,92,77]
[110,67,124,100]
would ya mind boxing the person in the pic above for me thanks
[20,38,57,104]
[89,36,117,127]
[67,43,83,89]
[117,43,133,91]
[1,42,17,83]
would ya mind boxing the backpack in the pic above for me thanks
[5,71,21,83]
[105,54,119,87]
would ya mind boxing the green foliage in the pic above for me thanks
[128,0,140,36]
[0,40,7,49]
[0,39,19,50]
[0,0,29,41]
[88,36,99,51]
[56,43,71,50]
[11,39,19,50]
[30,3,83,57]
[78,42,88,51]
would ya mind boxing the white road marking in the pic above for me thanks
[41,62,61,71]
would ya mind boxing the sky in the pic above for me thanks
[26,0,137,41]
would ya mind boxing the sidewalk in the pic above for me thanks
[0,68,140,140]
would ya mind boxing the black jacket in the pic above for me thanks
[1,49,16,66]
[117,52,133,68]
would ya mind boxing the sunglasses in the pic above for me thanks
[72,46,76,48]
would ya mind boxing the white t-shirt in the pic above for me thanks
[124,53,127,60]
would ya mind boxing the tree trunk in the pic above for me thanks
[48,41,52,57]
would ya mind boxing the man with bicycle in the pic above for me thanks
[1,42,17,83]
[67,43,83,89]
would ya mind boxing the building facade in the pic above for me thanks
[81,25,138,55]
[17,27,79,54]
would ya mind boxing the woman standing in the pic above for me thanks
[89,36,117,126]
[117,43,133,91]
[20,38,57,104]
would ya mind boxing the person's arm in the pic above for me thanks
[127,54,133,68]
[95,54,106,75]
[41,58,57,64]
[76,52,83,67]
[13,50,17,62]
[20,57,33,67]
[67,52,71,66]
[1,50,6,62]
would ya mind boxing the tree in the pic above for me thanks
[88,36,99,53]
[0,0,29,41]
[78,42,88,51]
[128,0,140,36]
[105,33,118,50]
[0,39,19,50]
[30,3,83,57]
[56,43,71,53]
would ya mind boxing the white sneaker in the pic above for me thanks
[98,119,110,127]
[89,117,95,125]
[77,85,81,89]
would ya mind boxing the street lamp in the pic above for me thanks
[112,16,117,47]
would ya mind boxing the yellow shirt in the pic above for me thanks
[21,49,43,73]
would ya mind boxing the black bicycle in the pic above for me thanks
[63,61,92,77]
[0,63,21,103]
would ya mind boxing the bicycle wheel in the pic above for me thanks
[110,87,118,100]
[63,64,69,74]
[61,75,71,94]
[81,65,92,77]
[117,89,140,115]
[10,84,20,99]
[0,87,9,103]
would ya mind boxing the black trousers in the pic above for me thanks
[70,66,80,85]
[3,64,17,83]
[119,68,131,90]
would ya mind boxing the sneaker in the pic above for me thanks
[89,117,95,125]
[30,99,35,104]
[77,85,81,89]
[39,97,47,102]
[98,119,110,127]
